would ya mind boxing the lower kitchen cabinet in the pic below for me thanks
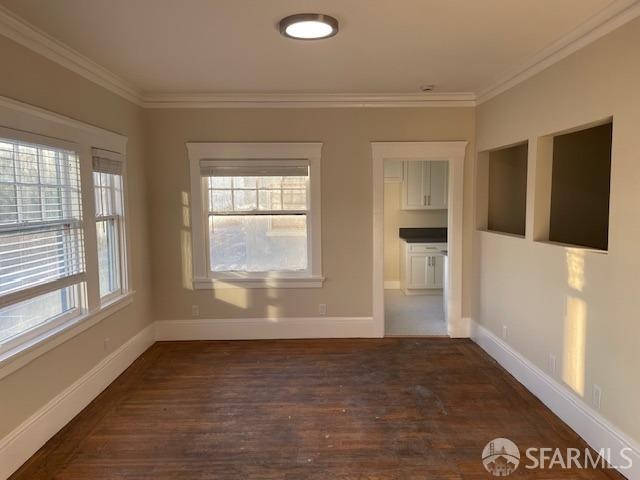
[399,241,446,294]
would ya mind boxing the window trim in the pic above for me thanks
[186,142,323,289]
[0,95,131,371]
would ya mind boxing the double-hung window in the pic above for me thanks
[187,143,323,288]
[92,149,126,302]
[0,135,85,351]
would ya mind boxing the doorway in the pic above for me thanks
[371,142,468,338]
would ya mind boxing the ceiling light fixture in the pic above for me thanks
[279,13,339,40]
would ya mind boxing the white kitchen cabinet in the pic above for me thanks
[402,161,448,210]
[384,160,404,183]
[399,241,446,294]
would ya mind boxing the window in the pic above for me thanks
[187,143,323,288]
[206,165,309,273]
[92,150,126,301]
[0,136,85,351]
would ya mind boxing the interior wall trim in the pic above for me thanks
[2,1,639,108]
[141,93,477,108]
[155,317,378,341]
[476,0,640,103]
[471,320,640,480]
[0,4,142,105]
[0,324,155,480]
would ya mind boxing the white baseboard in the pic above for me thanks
[0,324,155,480]
[471,320,639,480]
[384,280,400,290]
[155,317,378,341]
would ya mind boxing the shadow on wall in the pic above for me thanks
[563,249,587,397]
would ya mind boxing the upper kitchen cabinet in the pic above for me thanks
[384,160,404,183]
[402,161,448,210]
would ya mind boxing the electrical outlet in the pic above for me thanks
[548,354,557,375]
[103,337,111,352]
[502,325,508,340]
[592,385,602,410]
[318,304,327,316]
[191,304,200,317]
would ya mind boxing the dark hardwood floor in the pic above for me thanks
[10,338,624,479]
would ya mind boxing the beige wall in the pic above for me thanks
[383,182,447,282]
[145,108,475,320]
[475,18,640,443]
[0,36,152,438]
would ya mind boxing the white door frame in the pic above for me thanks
[371,142,468,337]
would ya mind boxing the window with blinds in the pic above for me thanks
[202,160,309,273]
[0,137,85,349]
[92,149,125,301]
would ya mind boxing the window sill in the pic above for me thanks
[534,240,608,254]
[193,276,325,289]
[0,291,136,381]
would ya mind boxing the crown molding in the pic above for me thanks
[2,1,639,109]
[477,0,640,104]
[0,4,143,106]
[140,92,477,108]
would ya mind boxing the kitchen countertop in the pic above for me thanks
[399,227,447,244]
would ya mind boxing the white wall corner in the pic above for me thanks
[470,319,640,480]
[383,280,400,290]
[0,324,155,480]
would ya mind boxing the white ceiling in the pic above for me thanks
[0,0,621,96]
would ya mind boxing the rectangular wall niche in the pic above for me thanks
[549,122,612,250]
[486,142,528,236]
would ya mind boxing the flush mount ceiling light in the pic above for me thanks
[279,13,339,40]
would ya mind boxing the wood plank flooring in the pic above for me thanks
[10,338,625,479]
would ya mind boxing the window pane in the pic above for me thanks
[0,226,83,295]
[16,146,38,183]
[233,189,257,211]
[209,215,307,272]
[282,189,307,210]
[209,190,232,211]
[18,185,41,221]
[257,176,283,188]
[96,218,121,297]
[43,187,62,220]
[0,286,77,345]
[40,150,60,185]
[258,190,281,210]
[209,177,232,188]
[0,145,14,182]
[0,184,17,224]
[233,176,257,189]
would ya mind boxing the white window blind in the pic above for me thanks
[201,160,310,273]
[0,137,85,308]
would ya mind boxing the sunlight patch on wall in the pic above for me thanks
[566,249,585,292]
[181,191,193,290]
[213,282,249,309]
[181,230,193,290]
[563,296,587,396]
